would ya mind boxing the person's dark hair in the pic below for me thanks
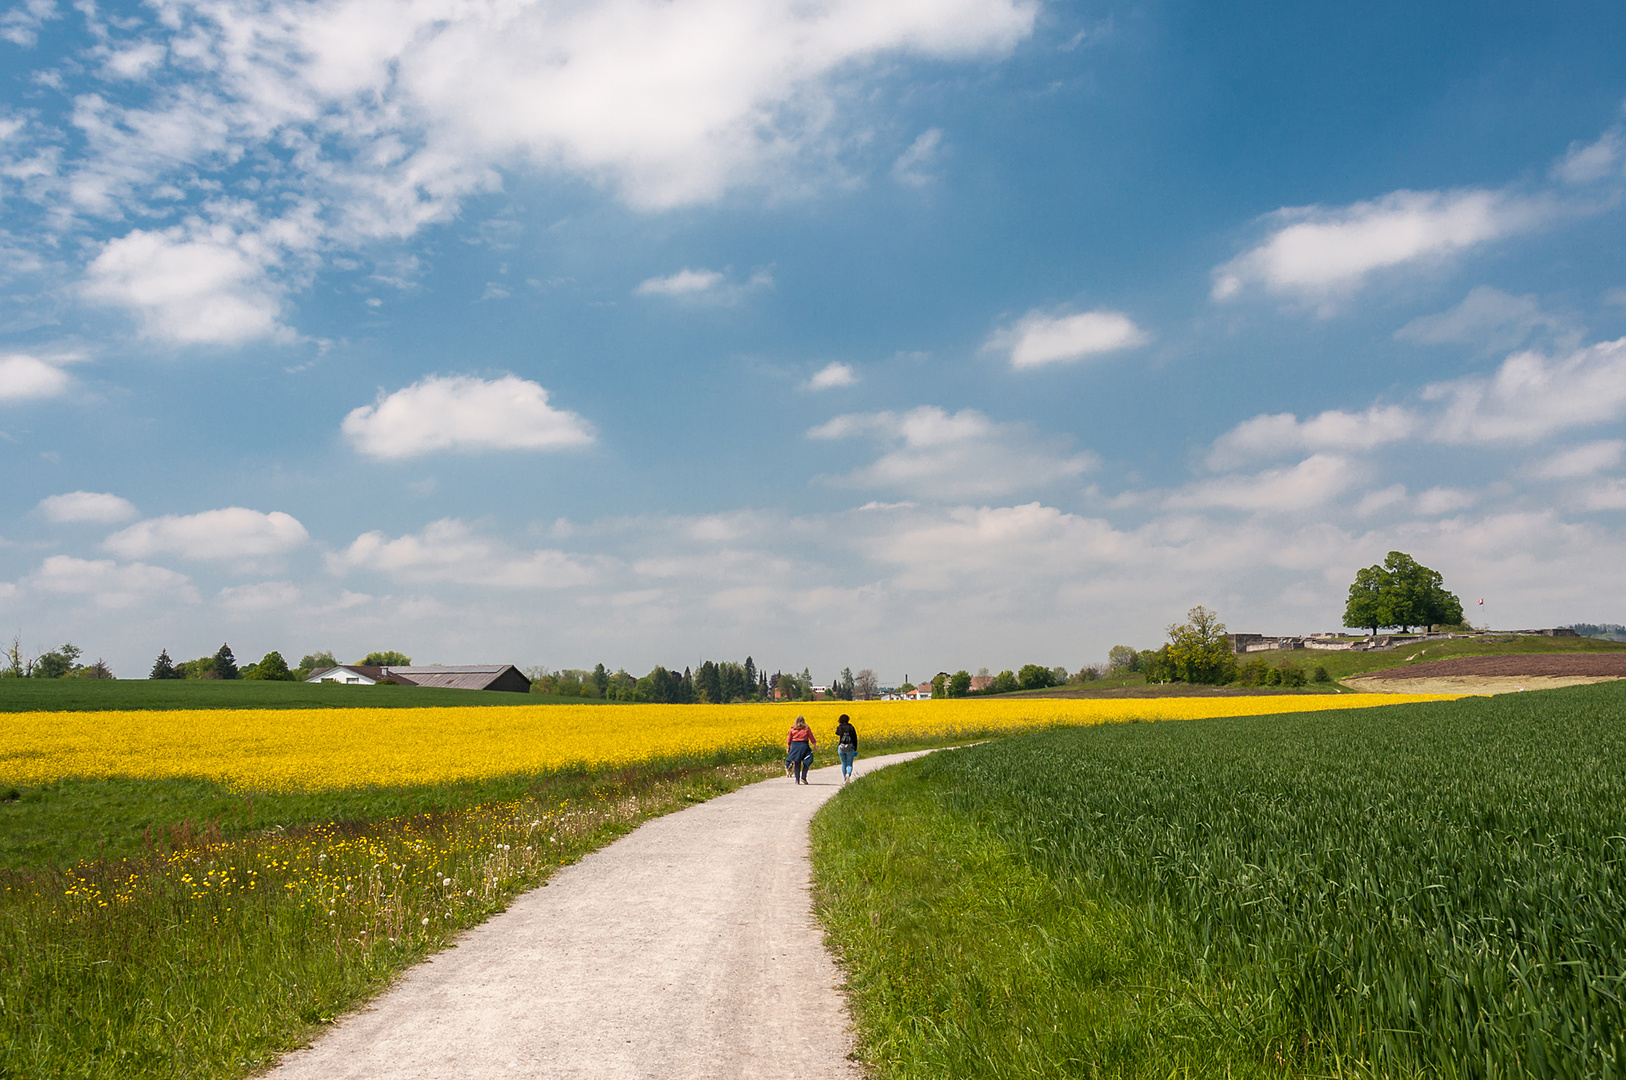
[838,714,850,724]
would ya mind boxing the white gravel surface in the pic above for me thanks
[262,750,929,1080]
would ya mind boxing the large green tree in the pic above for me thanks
[244,650,293,681]
[213,643,239,680]
[1164,606,1237,685]
[362,650,411,667]
[1344,552,1464,634]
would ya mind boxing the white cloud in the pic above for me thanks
[29,554,195,608]
[808,405,1096,498]
[1427,337,1626,444]
[1527,440,1626,480]
[24,0,1035,341]
[987,308,1150,369]
[331,518,600,588]
[1212,188,1548,302]
[634,266,772,302]
[1167,454,1358,513]
[635,268,726,296]
[1586,480,1626,511]
[36,491,138,523]
[81,227,290,345]
[1415,487,1479,515]
[104,508,310,560]
[805,362,857,391]
[1355,484,1408,516]
[1396,286,1574,352]
[342,374,595,460]
[99,41,167,81]
[218,580,301,614]
[892,127,943,187]
[1,0,58,47]
[0,353,73,401]
[1553,124,1624,185]
[1206,405,1417,469]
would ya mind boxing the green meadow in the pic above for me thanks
[813,682,1626,1078]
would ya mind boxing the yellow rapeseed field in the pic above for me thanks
[0,695,1453,792]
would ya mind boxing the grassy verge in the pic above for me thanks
[0,678,616,712]
[812,682,1626,1078]
[1,760,774,1079]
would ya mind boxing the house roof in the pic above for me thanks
[306,663,528,691]
[385,665,523,691]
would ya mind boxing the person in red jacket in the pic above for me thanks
[786,716,816,784]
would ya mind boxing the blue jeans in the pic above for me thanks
[838,746,857,777]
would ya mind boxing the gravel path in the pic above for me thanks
[262,751,929,1080]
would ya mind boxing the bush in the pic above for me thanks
[1313,665,1331,683]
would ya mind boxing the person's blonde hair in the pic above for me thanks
[793,716,807,729]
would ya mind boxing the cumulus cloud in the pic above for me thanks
[1206,405,1417,469]
[1553,123,1625,185]
[1206,337,1626,469]
[808,405,1096,498]
[1396,286,1575,352]
[1427,337,1626,444]
[36,491,138,523]
[342,374,595,460]
[635,268,725,296]
[1212,189,1548,303]
[1527,440,1626,480]
[80,226,291,345]
[104,508,310,560]
[218,580,301,614]
[1167,455,1358,513]
[987,308,1149,369]
[805,362,857,391]
[29,554,195,608]
[1415,487,1479,515]
[0,353,74,401]
[330,518,600,588]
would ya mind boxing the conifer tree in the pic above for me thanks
[213,643,239,680]
[149,649,177,680]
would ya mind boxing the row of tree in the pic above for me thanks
[529,658,847,704]
[1,639,113,680]
[148,647,400,681]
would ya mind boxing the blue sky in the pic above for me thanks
[3,0,1625,681]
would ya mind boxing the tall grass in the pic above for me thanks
[814,683,1626,1078]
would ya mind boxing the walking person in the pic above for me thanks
[835,714,859,783]
[786,716,817,785]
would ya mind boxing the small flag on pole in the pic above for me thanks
[1477,598,1484,606]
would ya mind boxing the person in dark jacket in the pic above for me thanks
[835,714,858,783]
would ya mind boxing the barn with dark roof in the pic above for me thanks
[305,664,531,693]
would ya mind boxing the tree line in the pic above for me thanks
[147,647,399,681]
[529,658,852,703]
[1,639,113,680]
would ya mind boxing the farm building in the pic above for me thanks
[305,664,531,693]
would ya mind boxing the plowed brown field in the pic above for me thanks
[1361,654,1626,679]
